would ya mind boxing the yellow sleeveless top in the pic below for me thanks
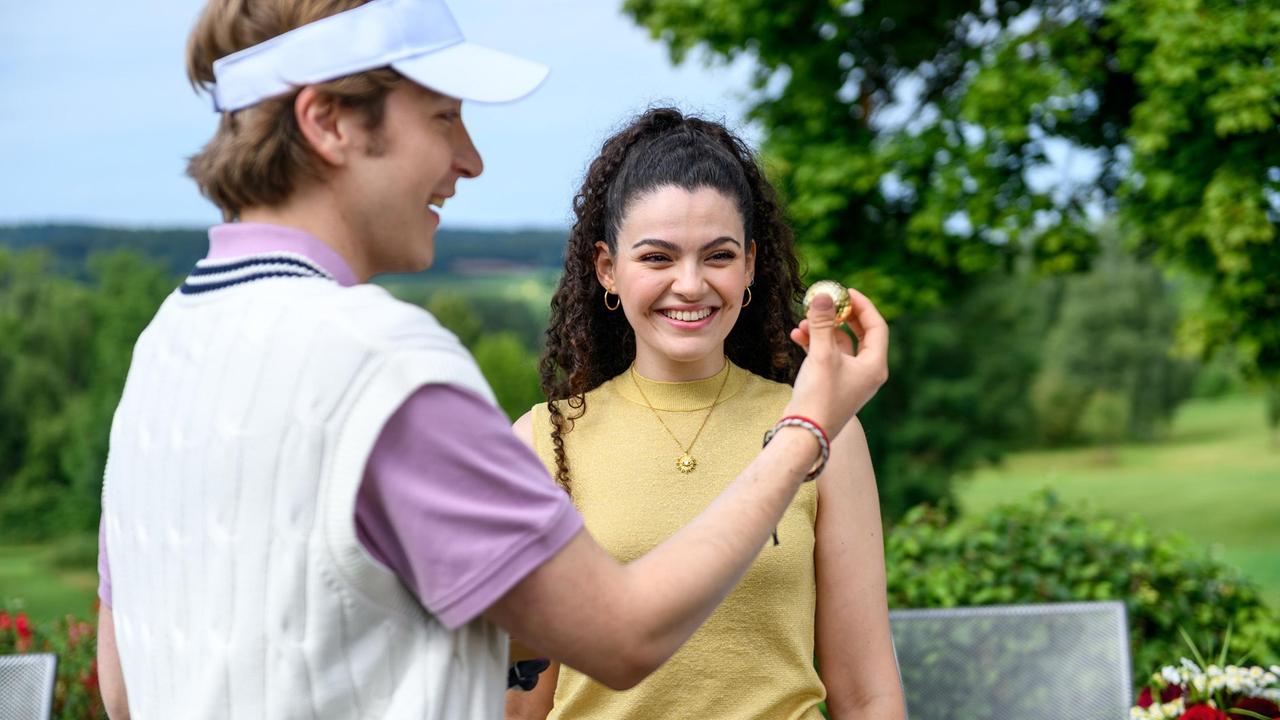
[530,361,825,720]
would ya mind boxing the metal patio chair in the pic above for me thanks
[0,653,58,720]
[890,601,1132,720]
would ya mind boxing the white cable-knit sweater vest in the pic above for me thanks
[102,276,508,720]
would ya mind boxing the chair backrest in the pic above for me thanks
[889,601,1132,720]
[0,653,58,720]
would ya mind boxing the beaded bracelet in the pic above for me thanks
[763,415,831,546]
[762,415,831,483]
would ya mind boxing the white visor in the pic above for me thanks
[210,0,548,112]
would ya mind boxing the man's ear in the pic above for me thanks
[294,86,352,167]
[594,241,616,292]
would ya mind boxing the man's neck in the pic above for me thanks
[239,189,371,282]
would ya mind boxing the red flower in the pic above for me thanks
[14,612,32,652]
[0,611,10,632]
[1140,685,1185,707]
[1181,705,1229,720]
[81,658,100,693]
[1231,697,1280,719]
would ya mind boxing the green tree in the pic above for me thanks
[426,291,484,347]
[860,275,1042,516]
[624,0,1280,367]
[471,332,544,421]
[624,0,1278,510]
[0,249,171,538]
[1032,246,1194,445]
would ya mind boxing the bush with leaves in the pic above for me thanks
[885,493,1279,692]
[0,608,103,719]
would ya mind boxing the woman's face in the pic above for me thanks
[596,185,755,381]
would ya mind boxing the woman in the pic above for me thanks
[506,108,905,720]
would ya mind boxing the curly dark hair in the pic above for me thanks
[540,107,806,493]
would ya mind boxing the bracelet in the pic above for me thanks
[762,415,830,483]
[762,415,830,546]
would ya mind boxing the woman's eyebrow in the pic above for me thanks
[631,236,742,251]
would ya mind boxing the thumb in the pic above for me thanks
[805,291,838,357]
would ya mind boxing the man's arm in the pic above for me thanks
[485,292,888,689]
[97,604,131,720]
[96,519,131,719]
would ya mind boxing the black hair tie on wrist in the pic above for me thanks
[507,658,552,691]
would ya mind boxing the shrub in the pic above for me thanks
[0,608,103,719]
[885,493,1279,690]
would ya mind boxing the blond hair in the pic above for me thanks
[185,0,403,219]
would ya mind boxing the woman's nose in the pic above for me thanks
[671,261,704,297]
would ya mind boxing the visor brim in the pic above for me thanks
[392,42,548,104]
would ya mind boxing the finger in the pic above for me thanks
[804,291,838,358]
[835,325,855,355]
[845,288,888,363]
[790,326,809,351]
[789,318,811,351]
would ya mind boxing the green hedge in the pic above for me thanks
[885,492,1279,690]
[0,609,103,718]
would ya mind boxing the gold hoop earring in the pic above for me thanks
[604,288,621,311]
[742,286,752,308]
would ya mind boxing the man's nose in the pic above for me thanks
[454,120,483,179]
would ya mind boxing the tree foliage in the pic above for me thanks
[1032,241,1196,444]
[624,0,1280,375]
[860,275,1042,516]
[0,249,172,539]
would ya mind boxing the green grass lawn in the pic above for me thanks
[0,536,100,625]
[958,393,1280,609]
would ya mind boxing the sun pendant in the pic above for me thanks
[676,453,697,474]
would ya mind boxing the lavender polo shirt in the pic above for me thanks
[98,223,582,629]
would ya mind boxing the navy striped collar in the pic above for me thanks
[180,252,336,295]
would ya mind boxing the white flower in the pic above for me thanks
[1162,667,1183,685]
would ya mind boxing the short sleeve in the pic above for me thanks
[355,384,583,629]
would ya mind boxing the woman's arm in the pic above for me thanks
[504,661,559,720]
[814,417,906,720]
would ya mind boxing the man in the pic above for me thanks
[96,0,890,717]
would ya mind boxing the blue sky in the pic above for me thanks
[0,1,756,230]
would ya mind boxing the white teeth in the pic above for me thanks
[661,308,713,322]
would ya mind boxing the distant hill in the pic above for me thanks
[0,224,568,280]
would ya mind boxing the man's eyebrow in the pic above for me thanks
[631,237,742,251]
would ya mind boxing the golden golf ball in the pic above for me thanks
[802,280,852,323]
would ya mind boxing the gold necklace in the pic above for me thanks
[629,360,731,474]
